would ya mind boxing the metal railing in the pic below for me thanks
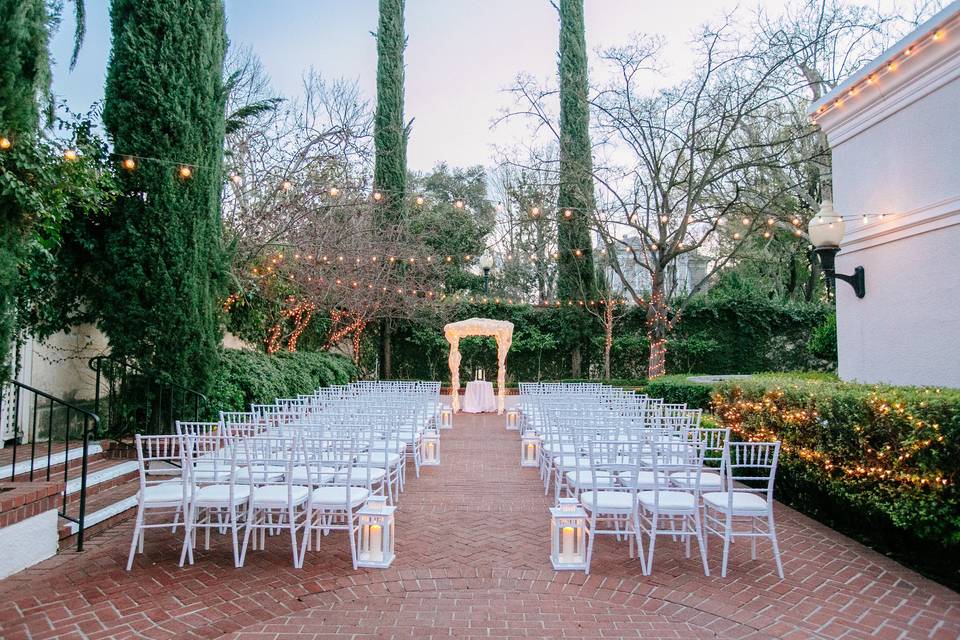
[0,380,100,551]
[89,355,207,440]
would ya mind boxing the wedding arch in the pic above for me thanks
[444,318,514,414]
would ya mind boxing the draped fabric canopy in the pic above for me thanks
[444,318,514,414]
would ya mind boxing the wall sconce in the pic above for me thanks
[808,200,865,298]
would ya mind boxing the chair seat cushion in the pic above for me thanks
[638,490,696,511]
[289,466,337,485]
[670,470,722,488]
[141,482,190,504]
[336,466,387,484]
[194,484,251,505]
[580,490,634,511]
[618,470,669,489]
[565,470,617,488]
[554,455,588,470]
[311,486,370,507]
[703,491,769,513]
[358,451,402,466]
[251,485,310,506]
[236,464,287,482]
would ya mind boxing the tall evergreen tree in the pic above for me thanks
[100,0,227,391]
[556,0,596,376]
[0,0,50,376]
[373,0,408,378]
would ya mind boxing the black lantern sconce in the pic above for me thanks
[808,200,866,298]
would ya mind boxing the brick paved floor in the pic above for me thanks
[0,413,957,639]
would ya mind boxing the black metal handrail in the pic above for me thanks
[0,380,100,551]
[89,355,207,439]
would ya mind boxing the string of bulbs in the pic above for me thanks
[2,136,906,227]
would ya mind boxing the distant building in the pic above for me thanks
[809,4,960,387]
[605,236,710,302]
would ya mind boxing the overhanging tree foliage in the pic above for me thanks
[0,0,49,376]
[373,0,408,378]
[556,0,597,376]
[100,0,228,391]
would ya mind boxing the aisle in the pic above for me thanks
[391,411,551,570]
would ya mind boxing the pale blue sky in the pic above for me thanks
[46,1,889,171]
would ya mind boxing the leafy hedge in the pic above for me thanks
[659,374,959,587]
[382,290,832,382]
[206,349,357,414]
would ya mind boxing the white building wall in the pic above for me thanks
[814,5,960,387]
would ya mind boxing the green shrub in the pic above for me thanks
[807,312,838,362]
[641,375,715,408]
[711,376,960,587]
[206,349,357,415]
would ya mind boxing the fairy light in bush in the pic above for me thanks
[121,157,137,171]
[178,165,193,179]
[712,386,952,488]
[0,136,11,150]
[63,149,79,162]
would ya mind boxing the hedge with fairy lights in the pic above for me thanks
[710,375,959,581]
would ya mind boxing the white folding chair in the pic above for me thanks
[702,441,783,578]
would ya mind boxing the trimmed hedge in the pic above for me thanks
[640,375,715,408]
[206,349,358,414]
[656,374,959,587]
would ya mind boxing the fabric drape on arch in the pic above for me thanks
[444,318,514,414]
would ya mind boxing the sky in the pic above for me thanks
[48,0,907,172]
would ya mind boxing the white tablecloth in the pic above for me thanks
[462,381,496,413]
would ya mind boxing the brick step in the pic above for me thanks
[63,458,139,503]
[0,441,107,483]
[59,477,141,547]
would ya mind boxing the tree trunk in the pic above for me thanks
[570,345,582,378]
[603,305,613,380]
[646,276,669,379]
[379,317,392,379]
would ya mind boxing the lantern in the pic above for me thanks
[521,432,540,467]
[420,430,440,466]
[440,406,453,429]
[505,408,520,431]
[550,498,588,571]
[357,496,396,568]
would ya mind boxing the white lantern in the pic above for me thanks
[356,496,397,568]
[505,408,520,431]
[521,432,540,467]
[807,200,845,248]
[550,498,588,571]
[440,406,453,429]
[420,429,440,466]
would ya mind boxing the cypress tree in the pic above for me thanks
[100,0,227,391]
[373,0,408,378]
[0,0,49,375]
[557,0,596,376]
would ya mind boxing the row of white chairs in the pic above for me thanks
[519,382,784,578]
[126,382,441,570]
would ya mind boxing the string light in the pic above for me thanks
[416,195,425,206]
[563,209,573,219]
[281,180,292,191]
[122,157,137,171]
[329,186,339,197]
[63,149,79,162]
[741,217,751,226]
[178,165,193,179]
[454,199,465,209]
[372,191,383,201]
[531,206,541,218]
[0,136,11,150]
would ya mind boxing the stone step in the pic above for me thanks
[0,442,105,483]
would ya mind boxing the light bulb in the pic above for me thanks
[574,249,583,257]
[733,233,742,240]
[416,195,425,205]
[373,191,383,201]
[63,149,79,162]
[563,209,573,219]
[122,157,137,171]
[281,180,292,191]
[742,217,751,226]
[329,187,339,197]
[0,136,11,150]
[178,165,192,179]
[454,199,464,209]
[660,215,668,223]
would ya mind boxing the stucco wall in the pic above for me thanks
[829,56,960,387]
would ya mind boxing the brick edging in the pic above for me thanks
[0,481,64,530]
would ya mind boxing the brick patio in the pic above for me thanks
[0,413,957,639]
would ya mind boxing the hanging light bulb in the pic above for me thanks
[329,186,339,197]
[741,217,751,226]
[373,191,383,201]
[766,218,775,226]
[178,165,193,179]
[659,215,669,224]
[122,157,137,171]
[530,206,541,218]
[63,149,79,162]
[0,136,11,150]
[763,231,771,239]
[281,180,292,191]
[415,195,425,206]
[733,232,742,240]
[454,199,465,209]
[563,209,573,219]
[574,249,583,257]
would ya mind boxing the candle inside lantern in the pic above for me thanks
[369,524,383,561]
[561,526,575,563]
[526,442,535,461]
